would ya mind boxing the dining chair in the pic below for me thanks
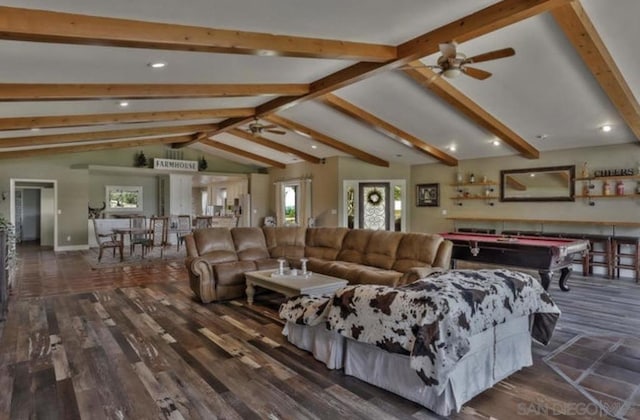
[92,218,123,262]
[143,216,168,258]
[175,214,192,252]
[194,216,213,229]
[129,215,147,256]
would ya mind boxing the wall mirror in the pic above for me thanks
[105,185,143,212]
[500,165,575,202]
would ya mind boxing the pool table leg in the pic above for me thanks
[558,267,571,292]
[538,270,552,291]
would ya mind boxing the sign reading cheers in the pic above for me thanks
[153,158,198,172]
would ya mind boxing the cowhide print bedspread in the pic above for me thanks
[279,269,561,392]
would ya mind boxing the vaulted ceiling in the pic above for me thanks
[1,0,638,169]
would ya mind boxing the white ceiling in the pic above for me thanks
[0,0,638,168]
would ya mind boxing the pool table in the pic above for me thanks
[440,232,589,291]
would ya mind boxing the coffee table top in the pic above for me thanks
[245,269,347,290]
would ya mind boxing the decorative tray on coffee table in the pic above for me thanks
[270,269,312,279]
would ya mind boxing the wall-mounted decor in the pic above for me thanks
[500,165,575,202]
[105,185,143,212]
[416,183,439,207]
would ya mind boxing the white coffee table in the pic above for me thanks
[244,269,348,304]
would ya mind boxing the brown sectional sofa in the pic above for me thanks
[184,226,452,303]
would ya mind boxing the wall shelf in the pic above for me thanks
[450,181,498,187]
[452,181,498,206]
[576,175,640,181]
[576,194,640,199]
[451,195,499,200]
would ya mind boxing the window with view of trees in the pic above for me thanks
[284,184,298,225]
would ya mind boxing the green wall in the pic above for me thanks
[0,145,259,248]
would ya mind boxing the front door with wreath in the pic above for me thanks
[358,182,390,230]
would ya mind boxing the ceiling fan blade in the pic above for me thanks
[439,42,457,59]
[464,47,515,64]
[265,129,286,135]
[260,124,278,130]
[397,63,440,71]
[462,66,492,80]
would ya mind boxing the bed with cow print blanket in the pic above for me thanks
[279,269,560,395]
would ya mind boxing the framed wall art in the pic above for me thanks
[416,183,439,207]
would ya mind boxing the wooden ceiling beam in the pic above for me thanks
[0,6,395,62]
[228,129,321,164]
[200,138,286,169]
[320,94,458,166]
[552,1,640,140]
[265,115,389,167]
[401,63,540,159]
[201,0,568,145]
[0,123,217,148]
[0,107,254,131]
[0,83,308,101]
[0,135,192,160]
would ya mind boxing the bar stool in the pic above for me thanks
[611,236,640,281]
[582,234,613,278]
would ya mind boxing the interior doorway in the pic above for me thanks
[10,179,57,249]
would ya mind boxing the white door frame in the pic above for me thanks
[10,178,58,250]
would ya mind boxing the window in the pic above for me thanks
[284,184,298,225]
[105,185,143,212]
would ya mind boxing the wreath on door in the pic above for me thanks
[366,189,382,206]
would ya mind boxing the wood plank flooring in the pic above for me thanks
[1,243,639,419]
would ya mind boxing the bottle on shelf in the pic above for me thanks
[603,180,612,196]
[456,172,463,184]
[581,162,589,178]
[616,180,624,196]
[469,173,476,184]
[636,181,640,195]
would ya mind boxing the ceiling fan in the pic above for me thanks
[247,119,286,136]
[403,42,515,80]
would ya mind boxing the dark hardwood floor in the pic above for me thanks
[1,243,638,419]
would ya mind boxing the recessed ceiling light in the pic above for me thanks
[395,154,402,158]
[448,145,457,152]
[492,140,500,146]
[601,124,612,133]
[311,145,317,149]
[535,134,548,140]
[148,61,167,69]
[119,101,129,108]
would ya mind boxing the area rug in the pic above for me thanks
[543,334,640,419]
[83,246,186,269]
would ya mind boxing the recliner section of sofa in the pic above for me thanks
[184,226,452,303]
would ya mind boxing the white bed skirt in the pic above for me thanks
[282,322,346,370]
[284,316,532,416]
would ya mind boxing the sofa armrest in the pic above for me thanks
[433,239,453,269]
[398,266,446,286]
[185,256,217,303]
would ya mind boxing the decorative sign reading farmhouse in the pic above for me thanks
[153,158,198,172]
[593,168,634,177]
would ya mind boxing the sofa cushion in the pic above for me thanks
[263,226,306,260]
[193,228,238,263]
[214,260,257,287]
[305,227,349,260]
[393,233,444,272]
[363,230,404,270]
[231,227,270,261]
[354,267,403,287]
[337,229,373,264]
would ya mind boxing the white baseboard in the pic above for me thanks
[56,244,90,252]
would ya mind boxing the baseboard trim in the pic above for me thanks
[56,244,90,252]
